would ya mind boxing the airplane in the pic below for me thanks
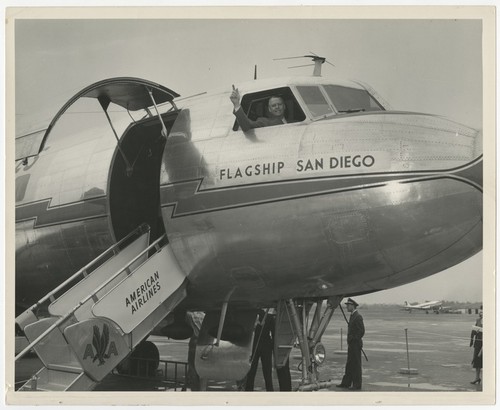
[402,300,443,314]
[13,56,483,392]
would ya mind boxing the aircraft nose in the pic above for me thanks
[452,155,483,191]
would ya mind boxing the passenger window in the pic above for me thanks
[15,129,46,161]
[296,86,333,118]
[15,174,30,202]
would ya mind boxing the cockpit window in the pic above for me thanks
[323,85,383,113]
[233,86,306,131]
[295,86,334,118]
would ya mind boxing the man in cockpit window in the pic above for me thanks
[230,86,287,132]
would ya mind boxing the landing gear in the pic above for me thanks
[282,296,342,391]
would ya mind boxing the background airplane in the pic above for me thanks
[402,300,443,313]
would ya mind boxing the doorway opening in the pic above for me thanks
[109,112,179,243]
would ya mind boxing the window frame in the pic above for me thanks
[293,85,336,120]
[15,128,46,161]
[323,84,385,113]
[293,84,385,121]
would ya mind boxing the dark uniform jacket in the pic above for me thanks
[347,310,365,347]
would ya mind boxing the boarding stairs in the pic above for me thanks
[15,224,187,391]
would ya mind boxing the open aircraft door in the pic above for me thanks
[15,79,195,391]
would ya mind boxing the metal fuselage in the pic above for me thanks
[15,76,483,313]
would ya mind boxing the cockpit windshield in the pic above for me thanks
[323,85,383,113]
[295,86,334,118]
[295,84,384,119]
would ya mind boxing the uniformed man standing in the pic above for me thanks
[336,298,365,390]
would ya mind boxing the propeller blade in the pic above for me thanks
[274,55,310,61]
[288,64,314,69]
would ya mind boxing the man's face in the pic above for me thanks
[268,97,285,118]
[346,303,355,313]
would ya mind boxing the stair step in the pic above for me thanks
[24,317,80,369]
[41,368,82,386]
[20,366,89,391]
[15,336,30,355]
[47,363,83,373]
[16,309,39,332]
[34,382,72,392]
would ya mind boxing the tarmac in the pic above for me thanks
[15,306,484,393]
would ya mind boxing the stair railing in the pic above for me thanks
[15,232,167,362]
[16,223,151,329]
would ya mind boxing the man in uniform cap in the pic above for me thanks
[336,298,365,390]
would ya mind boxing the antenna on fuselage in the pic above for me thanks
[254,64,257,80]
[274,52,334,76]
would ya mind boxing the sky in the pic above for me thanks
[10,10,487,304]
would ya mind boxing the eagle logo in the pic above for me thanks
[92,323,110,365]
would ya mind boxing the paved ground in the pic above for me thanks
[15,306,483,394]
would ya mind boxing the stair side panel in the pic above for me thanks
[63,317,131,382]
[92,244,187,333]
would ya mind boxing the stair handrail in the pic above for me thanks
[16,224,151,324]
[15,231,167,362]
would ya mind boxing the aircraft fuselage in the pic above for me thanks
[15,76,483,312]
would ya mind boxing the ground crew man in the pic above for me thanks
[336,298,365,390]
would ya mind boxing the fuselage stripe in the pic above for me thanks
[15,156,482,226]
[15,196,108,228]
[160,157,482,218]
